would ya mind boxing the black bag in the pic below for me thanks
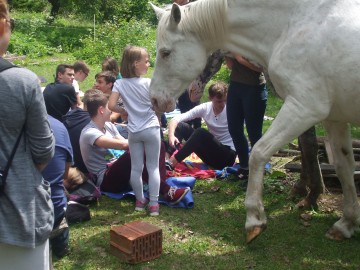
[66,201,91,224]
[67,179,101,205]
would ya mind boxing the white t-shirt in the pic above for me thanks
[72,80,84,97]
[173,102,235,151]
[112,77,159,133]
[72,80,80,93]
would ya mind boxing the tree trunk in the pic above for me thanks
[48,0,61,18]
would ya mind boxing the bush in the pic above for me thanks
[73,19,156,64]
[9,0,48,12]
[10,12,92,57]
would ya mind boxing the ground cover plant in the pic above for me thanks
[7,11,360,270]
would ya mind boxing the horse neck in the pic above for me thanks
[181,0,228,50]
[224,0,301,67]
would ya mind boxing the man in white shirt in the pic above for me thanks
[73,60,90,108]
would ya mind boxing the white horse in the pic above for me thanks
[149,0,360,243]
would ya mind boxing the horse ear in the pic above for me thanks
[170,3,181,27]
[149,2,165,20]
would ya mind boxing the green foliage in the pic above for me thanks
[212,63,231,83]
[68,0,169,24]
[73,19,156,64]
[10,12,92,57]
[9,0,49,12]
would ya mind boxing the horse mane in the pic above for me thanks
[159,0,228,47]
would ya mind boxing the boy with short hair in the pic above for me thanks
[43,64,78,122]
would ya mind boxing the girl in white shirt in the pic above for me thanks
[109,46,161,216]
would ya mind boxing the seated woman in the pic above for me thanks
[167,82,236,170]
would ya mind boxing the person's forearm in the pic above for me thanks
[94,136,129,150]
[233,53,263,72]
[168,119,178,142]
[108,92,123,113]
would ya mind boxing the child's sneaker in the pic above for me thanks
[164,187,189,205]
[148,204,160,216]
[135,199,148,211]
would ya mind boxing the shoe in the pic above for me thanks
[135,199,148,211]
[164,187,190,205]
[148,204,160,216]
[165,160,174,171]
[238,168,249,180]
[50,216,69,240]
[53,245,69,258]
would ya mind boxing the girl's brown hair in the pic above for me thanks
[120,45,148,78]
[102,57,120,77]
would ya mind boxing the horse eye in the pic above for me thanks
[160,50,171,59]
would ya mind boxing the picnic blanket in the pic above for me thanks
[166,152,271,179]
[166,152,238,179]
[102,176,196,209]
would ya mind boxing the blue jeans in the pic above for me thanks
[226,81,267,169]
[51,209,69,258]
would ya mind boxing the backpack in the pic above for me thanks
[67,179,101,205]
[66,201,91,224]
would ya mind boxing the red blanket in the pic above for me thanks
[166,153,216,179]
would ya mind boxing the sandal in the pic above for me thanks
[165,160,174,171]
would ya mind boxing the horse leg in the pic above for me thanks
[292,126,325,209]
[245,99,319,244]
[323,121,360,240]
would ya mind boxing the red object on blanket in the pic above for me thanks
[166,162,216,179]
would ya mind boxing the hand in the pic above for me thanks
[169,135,180,148]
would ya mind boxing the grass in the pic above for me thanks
[54,175,360,270]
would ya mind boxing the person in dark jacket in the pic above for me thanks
[62,107,91,174]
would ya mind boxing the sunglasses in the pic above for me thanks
[4,18,14,32]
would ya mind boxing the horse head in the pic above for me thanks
[149,3,208,112]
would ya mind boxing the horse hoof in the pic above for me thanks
[325,227,346,241]
[246,225,267,244]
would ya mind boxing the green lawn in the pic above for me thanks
[54,177,360,270]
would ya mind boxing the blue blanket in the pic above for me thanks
[102,176,196,209]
